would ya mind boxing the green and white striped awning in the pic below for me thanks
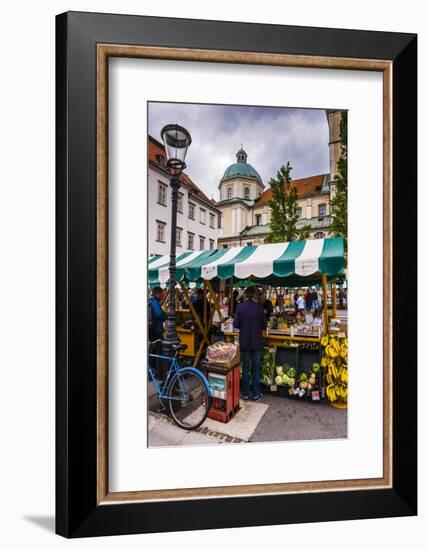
[148,237,344,285]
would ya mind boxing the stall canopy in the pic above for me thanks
[148,237,344,286]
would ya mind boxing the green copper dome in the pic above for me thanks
[221,147,262,183]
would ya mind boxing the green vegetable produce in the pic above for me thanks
[312,363,320,374]
[282,374,290,385]
[274,375,283,385]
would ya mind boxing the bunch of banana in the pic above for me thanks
[325,364,348,400]
[326,384,338,402]
[321,334,348,404]
[326,383,348,403]
[326,364,347,381]
[328,363,339,380]
[325,337,341,359]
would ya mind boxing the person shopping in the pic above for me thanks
[148,287,167,380]
[233,286,266,401]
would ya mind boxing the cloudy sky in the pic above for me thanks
[148,102,330,200]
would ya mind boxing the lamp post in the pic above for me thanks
[160,124,192,357]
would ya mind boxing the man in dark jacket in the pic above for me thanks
[149,287,167,378]
[233,286,266,401]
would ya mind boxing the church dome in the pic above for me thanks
[221,147,263,184]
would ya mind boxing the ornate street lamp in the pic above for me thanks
[160,124,192,356]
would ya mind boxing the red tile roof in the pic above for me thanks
[148,136,215,206]
[255,174,327,206]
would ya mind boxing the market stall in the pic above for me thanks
[148,237,347,406]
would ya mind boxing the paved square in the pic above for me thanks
[185,399,269,442]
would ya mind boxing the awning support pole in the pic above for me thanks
[160,288,169,309]
[178,281,210,346]
[193,306,215,368]
[332,282,337,318]
[203,281,207,326]
[206,280,225,323]
[321,274,329,334]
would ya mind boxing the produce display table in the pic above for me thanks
[223,330,321,345]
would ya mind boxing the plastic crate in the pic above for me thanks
[274,346,298,370]
[298,348,321,374]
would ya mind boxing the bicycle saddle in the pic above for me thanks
[171,343,187,351]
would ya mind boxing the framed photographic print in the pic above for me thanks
[56,11,417,537]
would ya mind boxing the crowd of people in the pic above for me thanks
[293,288,323,313]
[149,285,347,340]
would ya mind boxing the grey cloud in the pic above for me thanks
[148,102,330,198]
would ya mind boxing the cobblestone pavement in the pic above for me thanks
[148,411,244,447]
[148,394,347,447]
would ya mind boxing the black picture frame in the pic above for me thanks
[56,11,417,538]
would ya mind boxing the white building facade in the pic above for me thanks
[148,136,221,257]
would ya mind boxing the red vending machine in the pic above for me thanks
[207,364,240,423]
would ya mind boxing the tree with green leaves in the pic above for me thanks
[265,162,311,243]
[330,111,348,251]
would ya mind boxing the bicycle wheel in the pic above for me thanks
[167,370,210,430]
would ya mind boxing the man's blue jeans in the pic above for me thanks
[240,350,262,398]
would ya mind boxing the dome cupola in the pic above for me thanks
[221,147,263,184]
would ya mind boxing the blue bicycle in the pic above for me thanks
[148,341,212,429]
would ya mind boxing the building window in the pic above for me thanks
[209,212,215,229]
[157,182,167,206]
[188,202,195,220]
[227,187,232,200]
[223,244,228,249]
[200,208,206,224]
[255,214,262,226]
[156,221,166,242]
[176,227,182,247]
[156,154,165,166]
[244,186,250,199]
[209,239,215,249]
[295,207,302,219]
[318,203,327,218]
[314,231,325,239]
[177,192,183,213]
[246,242,253,246]
[199,236,205,250]
[188,232,195,250]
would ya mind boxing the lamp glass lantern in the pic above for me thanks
[160,124,192,175]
